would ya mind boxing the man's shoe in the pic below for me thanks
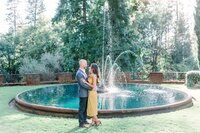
[79,124,90,128]
[84,121,90,124]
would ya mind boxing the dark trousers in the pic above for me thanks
[79,97,88,126]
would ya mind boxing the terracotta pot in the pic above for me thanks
[0,74,3,85]
[25,73,40,85]
[58,72,73,83]
[149,72,163,83]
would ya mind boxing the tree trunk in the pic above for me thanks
[195,0,200,65]
[83,0,87,23]
[8,55,11,74]
[34,0,38,26]
[13,7,17,35]
[108,0,118,27]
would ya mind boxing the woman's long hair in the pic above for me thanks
[91,63,99,83]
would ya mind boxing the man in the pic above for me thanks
[76,59,91,128]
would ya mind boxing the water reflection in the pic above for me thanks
[18,84,187,110]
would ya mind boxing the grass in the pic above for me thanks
[0,84,200,133]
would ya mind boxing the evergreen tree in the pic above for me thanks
[53,0,141,72]
[195,0,200,65]
[26,0,46,26]
[6,0,22,34]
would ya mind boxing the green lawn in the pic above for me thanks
[0,84,200,133]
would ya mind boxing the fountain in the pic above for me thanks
[98,1,144,93]
[15,84,193,117]
[98,50,144,93]
[14,2,193,117]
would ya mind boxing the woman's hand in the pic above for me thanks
[81,78,87,83]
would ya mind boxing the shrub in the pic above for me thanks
[19,58,47,74]
[40,52,63,73]
[186,71,200,88]
[19,53,64,81]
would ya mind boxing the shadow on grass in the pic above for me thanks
[65,125,101,133]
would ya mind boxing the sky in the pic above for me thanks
[0,0,196,34]
[0,0,59,34]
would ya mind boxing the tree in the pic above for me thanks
[53,0,104,72]
[6,0,22,34]
[104,0,141,61]
[26,0,45,26]
[6,0,23,49]
[195,0,200,65]
[172,2,199,71]
[0,33,20,74]
[53,0,142,72]
[135,0,198,72]
[19,52,64,81]
[135,0,175,72]
[19,20,63,60]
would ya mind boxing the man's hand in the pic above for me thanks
[81,78,87,83]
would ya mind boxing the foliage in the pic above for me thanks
[172,7,199,72]
[19,57,46,74]
[53,0,105,72]
[0,0,200,75]
[135,0,199,72]
[135,1,176,72]
[40,52,64,73]
[26,0,46,26]
[53,0,142,73]
[195,0,200,65]
[0,33,20,74]
[19,53,64,80]
[19,20,63,60]
[6,0,22,33]
[186,71,200,88]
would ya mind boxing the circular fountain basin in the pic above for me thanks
[15,84,193,117]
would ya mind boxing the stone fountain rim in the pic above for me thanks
[14,83,193,117]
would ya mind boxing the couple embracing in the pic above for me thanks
[76,59,101,128]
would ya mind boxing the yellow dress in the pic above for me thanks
[87,75,98,117]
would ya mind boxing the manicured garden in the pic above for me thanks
[1,0,200,132]
[0,84,200,133]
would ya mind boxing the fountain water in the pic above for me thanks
[99,2,144,93]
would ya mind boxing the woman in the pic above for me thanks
[81,63,101,126]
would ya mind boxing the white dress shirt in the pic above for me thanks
[80,68,87,78]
